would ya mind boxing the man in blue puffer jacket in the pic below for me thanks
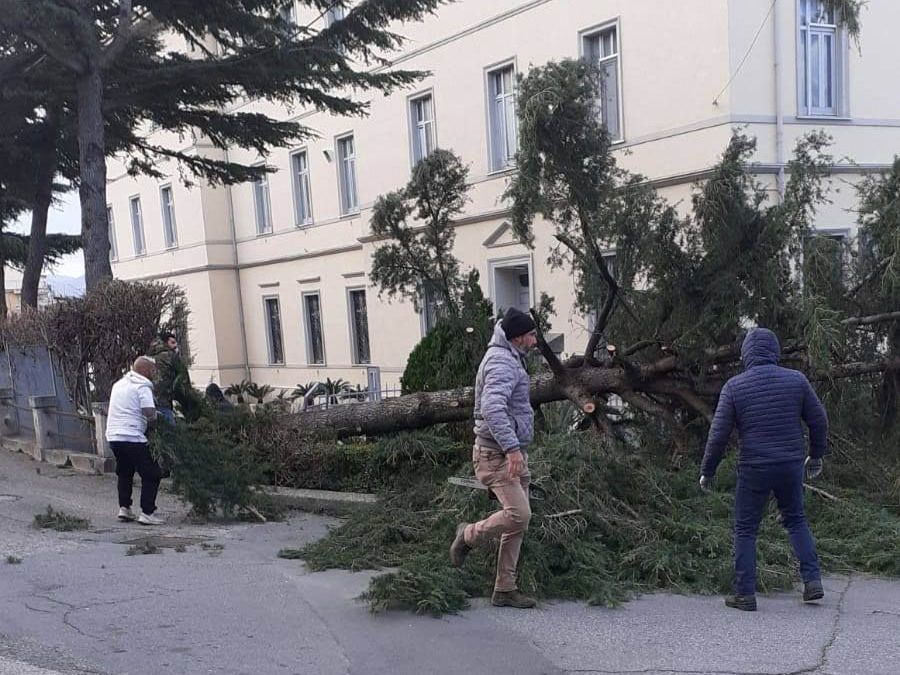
[701,327,829,611]
[449,307,538,609]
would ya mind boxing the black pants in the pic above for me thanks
[110,441,162,515]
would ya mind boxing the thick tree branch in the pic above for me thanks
[842,311,900,327]
[554,231,621,358]
[102,6,163,69]
[811,357,900,381]
[623,340,662,357]
[844,258,891,300]
[554,232,588,265]
[19,27,85,74]
[648,380,714,422]
[618,390,678,426]
[530,308,565,378]
[585,290,617,359]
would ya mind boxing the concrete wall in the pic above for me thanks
[0,347,94,454]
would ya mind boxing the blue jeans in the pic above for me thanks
[157,407,176,425]
[734,461,821,596]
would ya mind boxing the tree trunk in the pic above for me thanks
[878,324,900,431]
[0,262,7,318]
[22,112,59,308]
[77,68,113,291]
[280,356,900,440]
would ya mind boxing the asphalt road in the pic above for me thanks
[1,448,897,675]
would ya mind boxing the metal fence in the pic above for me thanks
[299,386,404,411]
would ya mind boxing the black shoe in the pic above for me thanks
[803,580,824,603]
[491,590,537,609]
[449,523,470,568]
[725,594,757,611]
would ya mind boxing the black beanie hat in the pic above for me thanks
[501,307,536,340]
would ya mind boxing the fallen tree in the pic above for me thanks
[283,59,899,447]
[280,348,900,440]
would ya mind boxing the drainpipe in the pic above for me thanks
[773,0,786,200]
[223,148,252,381]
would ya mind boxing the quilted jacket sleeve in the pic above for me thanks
[801,377,829,459]
[701,381,736,477]
[480,357,520,452]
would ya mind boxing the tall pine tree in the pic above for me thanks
[0,0,446,290]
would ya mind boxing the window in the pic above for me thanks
[302,292,325,365]
[409,93,435,165]
[337,134,359,215]
[252,169,273,234]
[264,296,285,365]
[583,24,622,140]
[347,288,371,364]
[325,6,345,26]
[107,206,118,261]
[325,6,346,52]
[803,229,848,294]
[291,150,314,226]
[798,0,842,116]
[602,251,619,283]
[421,283,445,335]
[278,2,296,25]
[858,226,877,269]
[487,64,517,171]
[160,185,178,248]
[129,196,146,256]
[489,258,533,317]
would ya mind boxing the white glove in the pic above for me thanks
[699,475,713,492]
[805,457,823,480]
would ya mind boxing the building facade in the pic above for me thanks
[107,0,900,392]
[4,270,54,315]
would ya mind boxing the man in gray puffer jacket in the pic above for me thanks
[449,307,538,609]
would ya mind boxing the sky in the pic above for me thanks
[12,190,84,279]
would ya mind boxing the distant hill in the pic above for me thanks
[47,275,85,298]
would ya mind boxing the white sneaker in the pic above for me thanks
[138,512,165,526]
[117,507,136,522]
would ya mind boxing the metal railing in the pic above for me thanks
[308,387,402,409]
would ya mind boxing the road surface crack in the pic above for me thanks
[566,578,855,675]
[777,575,853,675]
[29,591,162,643]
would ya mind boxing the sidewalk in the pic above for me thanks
[1,447,898,675]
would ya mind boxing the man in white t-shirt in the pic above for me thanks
[106,356,164,525]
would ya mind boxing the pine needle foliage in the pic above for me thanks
[150,411,269,519]
[297,430,900,616]
[32,506,90,532]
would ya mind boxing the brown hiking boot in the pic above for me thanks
[449,523,470,568]
[491,590,537,609]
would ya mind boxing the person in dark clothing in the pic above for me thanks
[205,383,234,413]
[700,327,828,611]
[148,332,192,423]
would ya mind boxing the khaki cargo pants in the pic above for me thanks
[463,444,531,592]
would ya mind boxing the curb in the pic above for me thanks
[262,486,378,516]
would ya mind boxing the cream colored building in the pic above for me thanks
[4,270,54,315]
[107,0,900,393]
